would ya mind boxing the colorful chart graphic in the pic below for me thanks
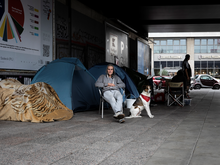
[0,0,24,42]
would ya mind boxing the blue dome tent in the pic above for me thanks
[88,63,139,99]
[31,58,99,112]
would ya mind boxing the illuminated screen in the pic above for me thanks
[0,0,53,70]
[137,40,151,76]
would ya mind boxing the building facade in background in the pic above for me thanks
[149,33,220,78]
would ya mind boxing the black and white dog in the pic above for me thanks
[126,85,154,119]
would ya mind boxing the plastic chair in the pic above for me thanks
[98,88,125,118]
[167,82,184,107]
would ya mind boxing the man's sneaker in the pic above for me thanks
[113,111,125,119]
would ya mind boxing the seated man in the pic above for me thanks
[95,64,125,119]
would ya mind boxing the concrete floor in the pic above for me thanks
[1,88,220,165]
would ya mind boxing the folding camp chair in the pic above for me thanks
[98,88,125,118]
[167,82,184,107]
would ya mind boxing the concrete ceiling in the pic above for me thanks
[77,1,220,36]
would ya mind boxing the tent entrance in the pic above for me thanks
[72,65,99,112]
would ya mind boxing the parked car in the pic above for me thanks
[153,76,172,89]
[191,74,220,89]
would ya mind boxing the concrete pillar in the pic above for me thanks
[148,38,154,71]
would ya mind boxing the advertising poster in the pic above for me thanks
[138,40,151,76]
[0,0,53,70]
[105,23,128,67]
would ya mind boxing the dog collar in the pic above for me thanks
[141,94,150,102]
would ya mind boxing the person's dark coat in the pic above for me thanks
[171,70,186,91]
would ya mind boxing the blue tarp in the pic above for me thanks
[31,58,99,112]
[89,63,139,99]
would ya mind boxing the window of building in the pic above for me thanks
[161,40,166,45]
[167,46,173,53]
[201,39,207,45]
[195,69,200,75]
[194,45,200,53]
[195,61,200,69]
[194,38,220,54]
[174,61,179,67]
[154,61,160,68]
[215,61,220,76]
[194,61,220,78]
[208,61,213,68]
[161,61,166,68]
[201,46,207,53]
[201,69,207,74]
[154,39,186,54]
[154,61,182,69]
[154,69,159,75]
[215,61,220,68]
[154,61,183,76]
[173,45,180,53]
[173,40,179,45]
[167,61,173,67]
[167,40,173,45]
[208,39,213,45]
[208,45,214,53]
[201,61,207,68]
[208,69,214,76]
[216,68,220,77]
[161,45,167,53]
[180,61,183,67]
[154,40,160,45]
[195,39,200,45]
[154,45,160,54]
[182,46,187,53]
[180,39,186,45]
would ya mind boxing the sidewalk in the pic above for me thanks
[1,89,220,165]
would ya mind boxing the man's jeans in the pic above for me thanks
[103,90,123,114]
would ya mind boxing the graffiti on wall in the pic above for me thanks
[72,28,104,48]
[55,1,105,68]
[56,15,68,40]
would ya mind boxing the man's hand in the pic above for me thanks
[108,83,115,87]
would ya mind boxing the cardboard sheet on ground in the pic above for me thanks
[0,79,73,122]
